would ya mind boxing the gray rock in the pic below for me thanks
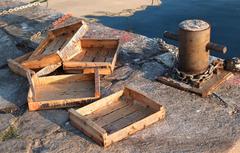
[142,61,166,80]
[0,29,23,67]
[0,68,28,113]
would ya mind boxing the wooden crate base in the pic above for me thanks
[157,69,233,97]
[69,87,165,147]
[63,39,120,75]
[27,70,100,111]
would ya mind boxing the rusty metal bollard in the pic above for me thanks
[164,19,227,74]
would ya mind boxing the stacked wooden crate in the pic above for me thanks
[8,21,165,147]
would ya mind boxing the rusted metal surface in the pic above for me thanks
[164,19,227,75]
[157,68,233,97]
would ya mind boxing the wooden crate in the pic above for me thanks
[7,52,61,77]
[69,87,166,147]
[27,70,100,111]
[21,21,88,69]
[63,39,120,75]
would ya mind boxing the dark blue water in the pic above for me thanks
[86,0,240,59]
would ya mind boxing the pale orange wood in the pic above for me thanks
[76,90,124,116]
[70,87,166,147]
[21,53,62,69]
[27,72,100,111]
[105,109,165,147]
[124,87,163,111]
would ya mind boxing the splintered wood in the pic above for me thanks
[63,39,120,75]
[69,87,166,147]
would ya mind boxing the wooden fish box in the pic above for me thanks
[27,70,100,111]
[63,39,120,75]
[69,87,166,147]
[7,52,61,77]
[21,21,88,69]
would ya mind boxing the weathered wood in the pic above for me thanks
[69,87,165,147]
[63,39,120,75]
[8,52,60,78]
[69,109,107,146]
[27,72,100,111]
[7,52,34,77]
[22,21,88,69]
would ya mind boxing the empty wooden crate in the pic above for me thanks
[27,70,100,111]
[69,87,166,147]
[22,21,88,69]
[63,39,120,75]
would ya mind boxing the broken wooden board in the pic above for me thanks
[21,21,88,69]
[69,87,166,147]
[8,52,61,77]
[27,70,100,111]
[63,38,120,75]
[157,69,234,97]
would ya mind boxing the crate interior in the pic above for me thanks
[84,95,157,134]
[34,75,95,101]
[42,25,81,56]
[70,39,119,63]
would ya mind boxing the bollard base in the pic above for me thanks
[156,68,233,97]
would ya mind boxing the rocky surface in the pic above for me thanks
[0,1,240,153]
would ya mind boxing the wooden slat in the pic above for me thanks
[103,107,154,134]
[86,100,130,120]
[81,39,119,48]
[124,87,162,111]
[94,102,145,127]
[35,63,61,77]
[94,48,109,62]
[63,61,111,69]
[77,90,124,116]
[94,69,101,98]
[21,54,62,69]
[105,109,166,147]
[81,48,97,62]
[35,74,94,85]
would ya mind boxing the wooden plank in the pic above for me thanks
[94,102,140,127]
[35,63,61,77]
[105,109,166,147]
[86,100,130,120]
[94,69,101,98]
[21,53,62,69]
[63,61,111,69]
[103,107,154,134]
[124,87,162,111]
[81,48,98,62]
[81,39,119,48]
[42,36,66,55]
[76,90,124,116]
[69,109,107,146]
[29,36,54,59]
[35,74,94,85]
[94,48,109,62]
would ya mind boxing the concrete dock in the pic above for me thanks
[0,1,239,152]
